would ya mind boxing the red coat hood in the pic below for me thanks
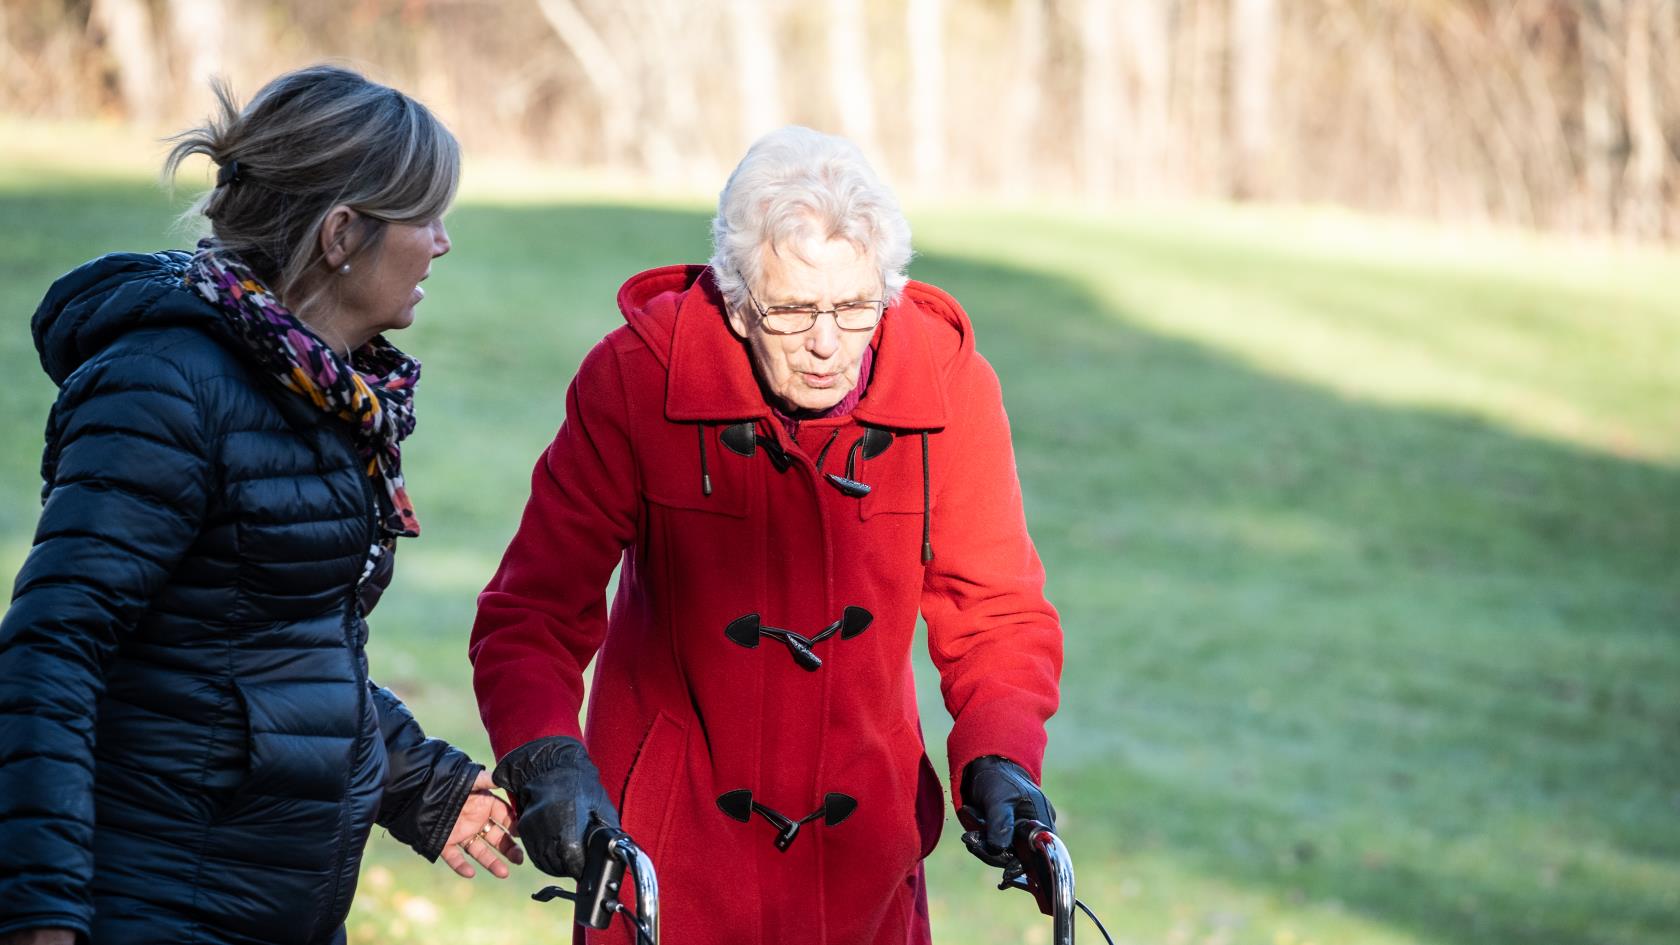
[614,264,972,431]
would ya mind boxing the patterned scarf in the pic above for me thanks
[184,241,422,555]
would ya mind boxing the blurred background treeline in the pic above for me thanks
[4,0,1680,238]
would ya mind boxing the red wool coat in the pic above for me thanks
[470,266,1062,944]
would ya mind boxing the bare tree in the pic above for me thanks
[1228,0,1276,199]
[728,0,784,145]
[167,0,226,116]
[828,0,878,154]
[1620,0,1667,237]
[908,0,946,192]
[90,0,163,123]
[533,0,691,175]
[7,0,1680,241]
[535,0,637,162]
[1177,0,1228,195]
[1118,0,1170,196]
[1001,0,1046,195]
[1581,0,1624,232]
[636,0,710,182]
[1080,0,1118,198]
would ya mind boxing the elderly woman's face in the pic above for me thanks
[728,234,881,414]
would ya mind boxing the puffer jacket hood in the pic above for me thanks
[33,250,221,387]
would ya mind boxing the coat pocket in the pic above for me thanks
[618,711,689,864]
[857,435,930,520]
[913,747,944,860]
[232,679,357,801]
[644,425,750,518]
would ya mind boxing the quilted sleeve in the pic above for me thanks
[0,352,211,938]
[369,681,483,862]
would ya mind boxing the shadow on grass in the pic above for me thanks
[905,249,1680,945]
[1,183,1676,945]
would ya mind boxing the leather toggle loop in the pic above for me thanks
[720,423,756,457]
[858,426,895,459]
[715,789,858,852]
[720,422,791,471]
[723,607,873,671]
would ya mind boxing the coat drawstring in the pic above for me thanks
[814,428,843,471]
[921,432,933,562]
[700,420,934,563]
[698,424,712,496]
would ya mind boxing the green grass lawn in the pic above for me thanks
[2,137,1677,945]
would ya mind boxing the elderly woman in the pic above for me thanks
[470,127,1062,943]
[0,66,519,945]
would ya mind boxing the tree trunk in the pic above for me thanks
[166,0,225,111]
[1620,0,1667,237]
[1580,0,1623,233]
[1080,0,1118,198]
[1118,0,1170,196]
[639,0,707,182]
[908,0,946,192]
[727,0,783,144]
[535,0,689,175]
[1228,0,1276,200]
[1655,0,1679,237]
[827,0,878,154]
[89,0,162,123]
[1001,0,1045,196]
[1179,0,1227,195]
[535,0,637,164]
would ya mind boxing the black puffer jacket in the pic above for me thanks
[0,252,481,945]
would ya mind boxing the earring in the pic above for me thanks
[338,263,351,275]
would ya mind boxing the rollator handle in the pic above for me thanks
[1007,819,1058,917]
[532,816,661,944]
[964,816,1101,945]
[574,820,630,929]
[1009,820,1077,944]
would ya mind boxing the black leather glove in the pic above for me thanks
[956,755,1057,868]
[492,735,620,879]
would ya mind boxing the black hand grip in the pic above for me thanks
[1009,819,1059,918]
[574,818,629,929]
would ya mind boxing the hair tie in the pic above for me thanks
[216,160,242,188]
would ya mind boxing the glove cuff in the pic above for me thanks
[492,735,588,798]
[960,754,1029,803]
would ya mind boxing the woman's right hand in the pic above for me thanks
[0,929,76,945]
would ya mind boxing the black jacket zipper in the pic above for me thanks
[318,427,381,936]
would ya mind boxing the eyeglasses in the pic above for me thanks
[746,289,885,335]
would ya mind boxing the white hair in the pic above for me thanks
[708,126,912,312]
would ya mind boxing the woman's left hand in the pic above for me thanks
[440,770,525,878]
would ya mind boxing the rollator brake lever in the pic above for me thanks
[964,816,1107,945]
[532,815,660,944]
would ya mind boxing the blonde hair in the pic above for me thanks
[164,64,459,301]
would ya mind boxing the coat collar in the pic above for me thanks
[663,268,949,431]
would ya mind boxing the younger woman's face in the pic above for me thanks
[336,217,452,344]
